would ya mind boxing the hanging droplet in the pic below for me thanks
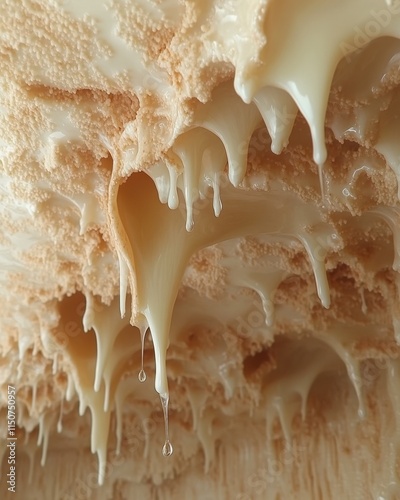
[162,440,173,457]
[138,369,147,383]
[160,393,173,457]
[138,327,147,383]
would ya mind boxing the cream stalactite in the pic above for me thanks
[111,170,336,398]
[236,0,400,166]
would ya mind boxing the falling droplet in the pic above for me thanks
[160,393,173,457]
[138,327,147,383]
[138,369,147,383]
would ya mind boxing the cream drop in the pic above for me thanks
[160,393,173,457]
